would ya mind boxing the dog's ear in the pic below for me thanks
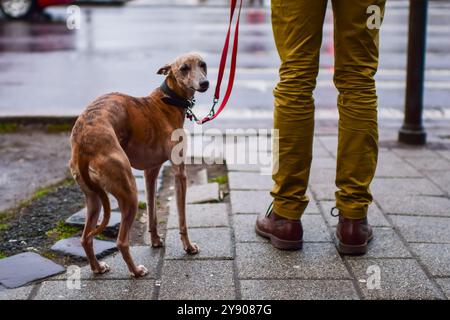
[157,64,171,75]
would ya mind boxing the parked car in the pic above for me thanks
[0,0,73,20]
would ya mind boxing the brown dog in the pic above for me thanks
[69,52,209,277]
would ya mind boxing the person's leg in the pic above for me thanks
[332,0,386,219]
[270,0,328,220]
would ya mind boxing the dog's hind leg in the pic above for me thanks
[144,165,163,248]
[81,192,110,274]
[116,190,149,277]
[104,156,149,277]
[172,163,199,254]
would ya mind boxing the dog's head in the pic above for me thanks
[157,52,209,97]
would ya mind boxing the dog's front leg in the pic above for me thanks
[172,163,199,254]
[144,165,163,247]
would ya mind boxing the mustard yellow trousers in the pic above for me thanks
[270,0,386,219]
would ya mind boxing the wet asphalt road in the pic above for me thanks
[0,0,449,130]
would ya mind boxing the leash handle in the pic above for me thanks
[197,0,242,125]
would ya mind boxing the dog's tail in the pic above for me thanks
[78,156,111,238]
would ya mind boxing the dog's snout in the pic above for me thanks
[199,80,209,90]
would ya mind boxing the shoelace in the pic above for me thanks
[265,201,274,217]
[330,206,340,217]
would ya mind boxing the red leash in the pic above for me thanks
[196,0,242,125]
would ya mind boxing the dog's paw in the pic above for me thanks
[131,265,149,277]
[93,262,111,275]
[151,237,164,248]
[185,243,200,255]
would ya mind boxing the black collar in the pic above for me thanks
[160,80,195,110]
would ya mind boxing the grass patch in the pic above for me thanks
[46,123,73,133]
[0,251,6,259]
[46,220,81,241]
[95,234,107,241]
[62,177,75,186]
[0,177,78,237]
[209,175,228,185]
[0,123,18,133]
[32,186,52,201]
[138,201,147,210]
[41,251,57,260]
[0,210,14,224]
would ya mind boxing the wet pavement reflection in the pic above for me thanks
[0,0,449,128]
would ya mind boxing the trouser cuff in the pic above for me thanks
[273,201,307,220]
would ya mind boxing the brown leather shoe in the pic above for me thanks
[336,215,373,255]
[255,208,303,250]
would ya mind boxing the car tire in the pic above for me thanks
[0,0,36,20]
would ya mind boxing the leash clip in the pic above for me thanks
[208,98,219,118]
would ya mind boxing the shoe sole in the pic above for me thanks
[255,225,303,250]
[337,233,374,256]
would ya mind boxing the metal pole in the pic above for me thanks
[398,0,428,145]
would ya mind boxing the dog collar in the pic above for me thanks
[160,80,195,110]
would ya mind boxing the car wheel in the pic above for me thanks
[0,0,35,20]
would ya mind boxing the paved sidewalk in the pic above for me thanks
[1,129,450,300]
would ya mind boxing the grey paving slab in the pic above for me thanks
[132,168,144,177]
[236,243,350,280]
[313,143,330,157]
[240,280,358,300]
[347,259,442,300]
[233,215,264,243]
[0,285,34,300]
[53,246,161,280]
[343,228,411,259]
[392,148,438,159]
[424,170,450,194]
[410,243,450,277]
[309,168,335,185]
[375,152,422,177]
[228,172,272,190]
[302,215,332,242]
[406,157,450,171]
[34,279,154,300]
[50,237,117,259]
[320,201,390,227]
[310,183,335,200]
[138,191,146,203]
[65,208,121,232]
[310,157,336,169]
[135,177,146,192]
[108,195,119,211]
[370,178,444,196]
[376,195,450,217]
[227,163,262,172]
[167,203,229,229]
[165,228,232,260]
[186,183,220,204]
[230,190,272,214]
[436,278,450,299]
[318,137,338,156]
[437,151,450,161]
[189,168,208,185]
[233,214,331,243]
[390,215,450,243]
[230,190,320,215]
[159,260,235,300]
[0,252,65,288]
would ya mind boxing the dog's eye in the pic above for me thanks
[180,64,190,72]
[199,61,206,69]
